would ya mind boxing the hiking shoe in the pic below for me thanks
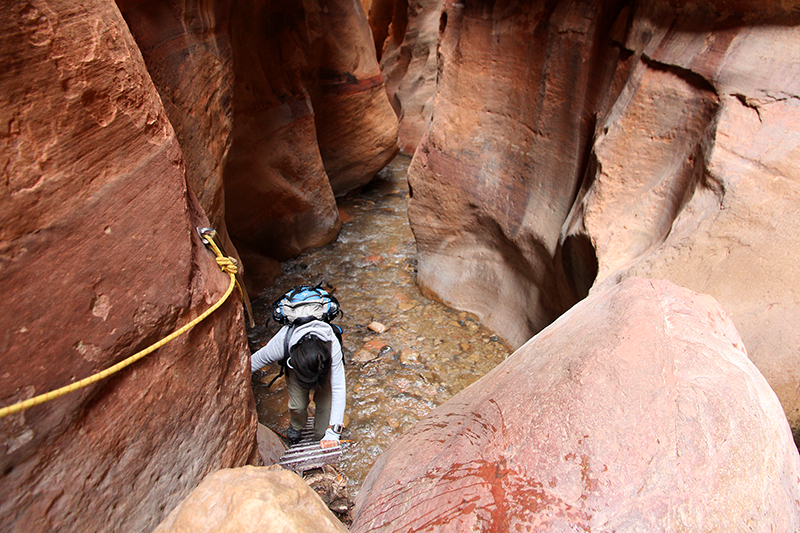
[287,426,302,445]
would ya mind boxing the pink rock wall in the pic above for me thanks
[0,1,257,532]
[407,0,800,434]
[408,0,626,349]
[562,1,800,435]
[352,278,800,532]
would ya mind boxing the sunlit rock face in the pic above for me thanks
[224,0,398,261]
[352,278,800,532]
[0,2,258,532]
[407,0,800,434]
[370,0,444,154]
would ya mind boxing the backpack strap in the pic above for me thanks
[266,324,296,389]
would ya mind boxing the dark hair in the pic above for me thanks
[288,334,331,390]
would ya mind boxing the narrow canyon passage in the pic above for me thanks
[247,155,510,493]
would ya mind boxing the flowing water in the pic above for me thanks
[247,155,510,496]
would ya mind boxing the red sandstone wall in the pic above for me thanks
[0,1,258,532]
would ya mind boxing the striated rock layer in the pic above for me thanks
[352,278,800,532]
[305,0,400,195]
[0,2,258,532]
[407,0,800,433]
[116,0,241,263]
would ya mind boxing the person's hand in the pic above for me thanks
[320,439,339,449]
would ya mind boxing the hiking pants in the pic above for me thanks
[286,370,331,441]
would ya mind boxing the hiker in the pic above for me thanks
[251,320,345,449]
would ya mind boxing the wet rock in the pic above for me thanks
[398,350,420,365]
[351,350,378,363]
[362,338,388,352]
[368,321,388,333]
[153,466,349,533]
[377,345,396,359]
[351,278,800,532]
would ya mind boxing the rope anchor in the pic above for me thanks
[0,228,241,419]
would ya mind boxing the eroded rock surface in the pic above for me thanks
[371,0,443,153]
[0,2,257,531]
[153,465,350,533]
[407,0,800,433]
[408,0,626,348]
[305,0,400,195]
[224,0,398,261]
[351,278,800,532]
[563,1,800,435]
[116,0,240,262]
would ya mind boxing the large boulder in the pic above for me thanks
[562,0,800,437]
[0,2,257,532]
[351,278,800,532]
[407,0,800,435]
[153,466,350,533]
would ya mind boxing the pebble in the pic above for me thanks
[399,350,420,365]
[368,321,387,333]
[351,349,377,363]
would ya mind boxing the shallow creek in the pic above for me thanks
[247,155,510,495]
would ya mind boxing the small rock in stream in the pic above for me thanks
[368,321,387,333]
[351,349,378,363]
[399,350,421,365]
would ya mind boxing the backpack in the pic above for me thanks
[271,284,342,326]
[265,284,343,389]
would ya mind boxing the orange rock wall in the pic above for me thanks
[224,0,398,261]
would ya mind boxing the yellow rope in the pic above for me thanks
[0,232,239,419]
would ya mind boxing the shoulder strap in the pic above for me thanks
[266,324,296,389]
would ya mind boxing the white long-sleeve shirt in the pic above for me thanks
[251,321,345,441]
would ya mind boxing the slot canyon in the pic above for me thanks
[1,0,799,531]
